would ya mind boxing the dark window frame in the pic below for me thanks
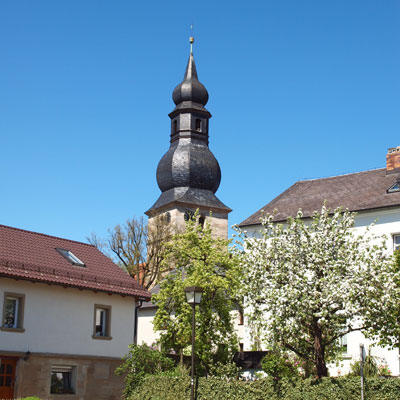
[50,366,76,395]
[92,304,112,340]
[1,292,25,332]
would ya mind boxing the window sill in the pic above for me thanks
[0,326,25,333]
[342,354,352,360]
[92,335,112,341]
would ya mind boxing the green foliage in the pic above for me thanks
[115,343,175,399]
[349,349,378,378]
[128,376,400,400]
[153,213,241,376]
[261,350,300,381]
[20,397,41,400]
[208,360,241,379]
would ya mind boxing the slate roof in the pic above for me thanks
[0,224,150,299]
[140,285,160,309]
[240,168,400,227]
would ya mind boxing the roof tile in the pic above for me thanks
[240,168,400,226]
[0,224,150,299]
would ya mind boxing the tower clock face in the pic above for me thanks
[184,211,195,221]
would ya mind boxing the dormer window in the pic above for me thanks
[195,119,201,131]
[56,248,85,267]
[387,181,400,193]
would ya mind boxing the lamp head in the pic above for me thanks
[184,286,203,305]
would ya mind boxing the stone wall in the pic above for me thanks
[13,352,124,400]
[149,206,228,239]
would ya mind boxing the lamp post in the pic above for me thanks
[185,286,203,400]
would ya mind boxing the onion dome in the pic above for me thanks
[156,141,221,194]
[172,52,209,106]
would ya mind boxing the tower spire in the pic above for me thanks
[190,25,194,54]
[146,44,231,238]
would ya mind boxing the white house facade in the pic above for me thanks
[239,146,400,376]
[0,224,150,400]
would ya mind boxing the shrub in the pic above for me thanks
[20,397,41,400]
[115,343,175,399]
[349,349,378,377]
[208,361,241,379]
[128,376,400,400]
[261,351,300,381]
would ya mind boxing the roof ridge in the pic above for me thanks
[297,167,385,183]
[0,224,94,248]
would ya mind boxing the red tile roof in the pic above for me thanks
[240,168,400,226]
[0,224,150,299]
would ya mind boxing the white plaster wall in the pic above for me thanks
[137,306,245,349]
[0,278,135,358]
[241,207,400,376]
[329,331,400,377]
[137,307,159,346]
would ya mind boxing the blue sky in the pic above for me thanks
[1,0,399,242]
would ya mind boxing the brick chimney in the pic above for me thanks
[386,147,400,174]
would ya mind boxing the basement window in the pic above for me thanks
[56,248,85,267]
[50,365,76,394]
[387,181,400,193]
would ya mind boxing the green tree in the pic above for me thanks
[237,206,395,378]
[153,215,241,376]
[115,343,175,399]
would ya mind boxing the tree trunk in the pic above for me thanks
[314,325,328,378]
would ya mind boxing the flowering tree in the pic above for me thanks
[237,206,395,378]
[364,249,400,349]
[153,216,241,376]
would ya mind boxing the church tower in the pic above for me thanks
[145,39,231,238]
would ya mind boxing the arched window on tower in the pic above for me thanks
[198,215,205,228]
[195,119,201,131]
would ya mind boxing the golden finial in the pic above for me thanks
[190,24,194,53]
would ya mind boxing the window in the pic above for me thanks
[387,182,400,193]
[339,334,348,354]
[1,292,25,332]
[195,119,201,131]
[161,212,171,224]
[50,365,75,394]
[198,215,205,228]
[56,248,85,267]
[93,305,112,339]
[238,308,244,326]
[184,211,194,221]
[173,120,178,133]
[394,234,400,252]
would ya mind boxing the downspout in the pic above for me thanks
[133,298,145,345]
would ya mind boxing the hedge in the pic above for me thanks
[128,375,400,400]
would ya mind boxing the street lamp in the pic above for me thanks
[185,286,203,400]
